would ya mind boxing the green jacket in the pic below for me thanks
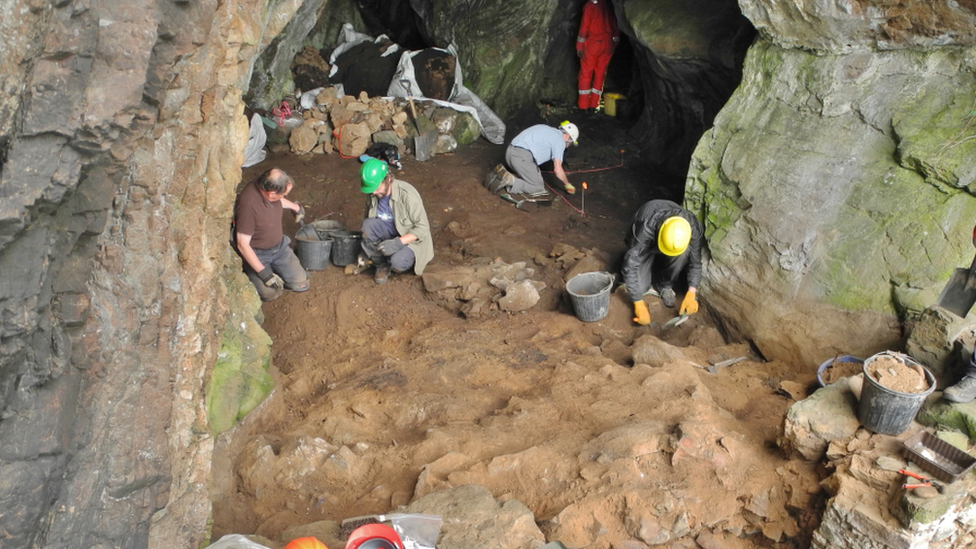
[366,179,434,274]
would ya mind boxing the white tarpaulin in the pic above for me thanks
[386,45,506,145]
[242,112,267,168]
[206,534,273,549]
[329,23,401,79]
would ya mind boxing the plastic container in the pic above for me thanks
[857,351,936,436]
[331,230,363,266]
[296,234,332,271]
[603,93,625,117]
[817,355,864,387]
[310,219,345,240]
[566,271,614,322]
[903,430,976,483]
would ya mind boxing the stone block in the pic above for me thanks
[330,103,354,127]
[451,111,482,145]
[403,484,544,549]
[905,306,975,383]
[371,130,403,149]
[336,122,370,158]
[289,122,318,154]
[430,133,457,155]
[631,335,688,367]
[499,280,541,312]
[780,380,860,461]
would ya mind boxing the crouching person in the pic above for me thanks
[234,168,308,301]
[359,159,433,284]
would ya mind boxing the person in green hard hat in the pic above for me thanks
[358,158,433,284]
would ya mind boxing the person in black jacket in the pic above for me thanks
[622,200,704,325]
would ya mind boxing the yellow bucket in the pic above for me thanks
[603,93,625,117]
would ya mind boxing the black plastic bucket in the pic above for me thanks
[857,351,936,436]
[295,229,332,271]
[331,230,363,266]
[309,219,345,240]
[566,272,614,322]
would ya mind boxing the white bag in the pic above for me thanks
[242,113,267,168]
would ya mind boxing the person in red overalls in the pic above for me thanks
[576,0,619,111]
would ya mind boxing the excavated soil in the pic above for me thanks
[211,113,825,548]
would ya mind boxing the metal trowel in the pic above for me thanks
[662,313,688,330]
[937,224,976,318]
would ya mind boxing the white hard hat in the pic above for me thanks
[560,121,579,145]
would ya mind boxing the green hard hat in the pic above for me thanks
[361,158,389,193]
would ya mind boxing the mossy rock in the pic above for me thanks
[452,112,481,145]
[206,270,275,435]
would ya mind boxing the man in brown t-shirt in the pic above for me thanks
[234,168,308,301]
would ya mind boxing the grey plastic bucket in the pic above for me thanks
[331,230,363,266]
[296,231,332,271]
[566,271,614,322]
[857,351,936,436]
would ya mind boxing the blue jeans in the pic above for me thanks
[361,217,415,273]
[241,236,308,301]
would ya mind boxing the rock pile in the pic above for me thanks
[422,258,547,317]
[270,86,481,160]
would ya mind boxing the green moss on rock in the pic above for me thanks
[206,271,275,435]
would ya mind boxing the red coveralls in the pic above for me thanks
[576,0,619,110]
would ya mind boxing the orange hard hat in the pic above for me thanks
[284,537,328,549]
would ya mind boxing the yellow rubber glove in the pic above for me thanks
[679,289,699,316]
[633,300,650,325]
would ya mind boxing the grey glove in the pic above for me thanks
[293,204,305,225]
[258,267,284,289]
[377,238,405,256]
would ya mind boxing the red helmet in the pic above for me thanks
[345,524,404,549]
[285,537,328,549]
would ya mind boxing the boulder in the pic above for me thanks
[336,122,370,158]
[779,379,860,461]
[498,280,541,312]
[403,485,545,549]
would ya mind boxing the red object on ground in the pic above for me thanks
[345,523,404,549]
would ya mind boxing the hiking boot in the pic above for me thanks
[527,190,551,200]
[659,287,676,308]
[374,264,391,284]
[484,164,511,194]
[943,375,976,403]
[497,165,515,189]
[284,280,310,292]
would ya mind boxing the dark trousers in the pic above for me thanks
[632,252,689,296]
[241,236,308,301]
[361,217,415,273]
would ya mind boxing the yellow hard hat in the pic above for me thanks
[658,216,691,256]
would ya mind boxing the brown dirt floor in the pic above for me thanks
[211,113,827,548]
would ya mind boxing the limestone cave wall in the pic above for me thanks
[0,0,272,546]
[687,0,976,364]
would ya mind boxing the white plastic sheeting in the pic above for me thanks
[206,534,273,549]
[242,112,267,168]
[386,45,505,144]
[328,23,401,79]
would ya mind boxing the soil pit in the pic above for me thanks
[212,114,825,548]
